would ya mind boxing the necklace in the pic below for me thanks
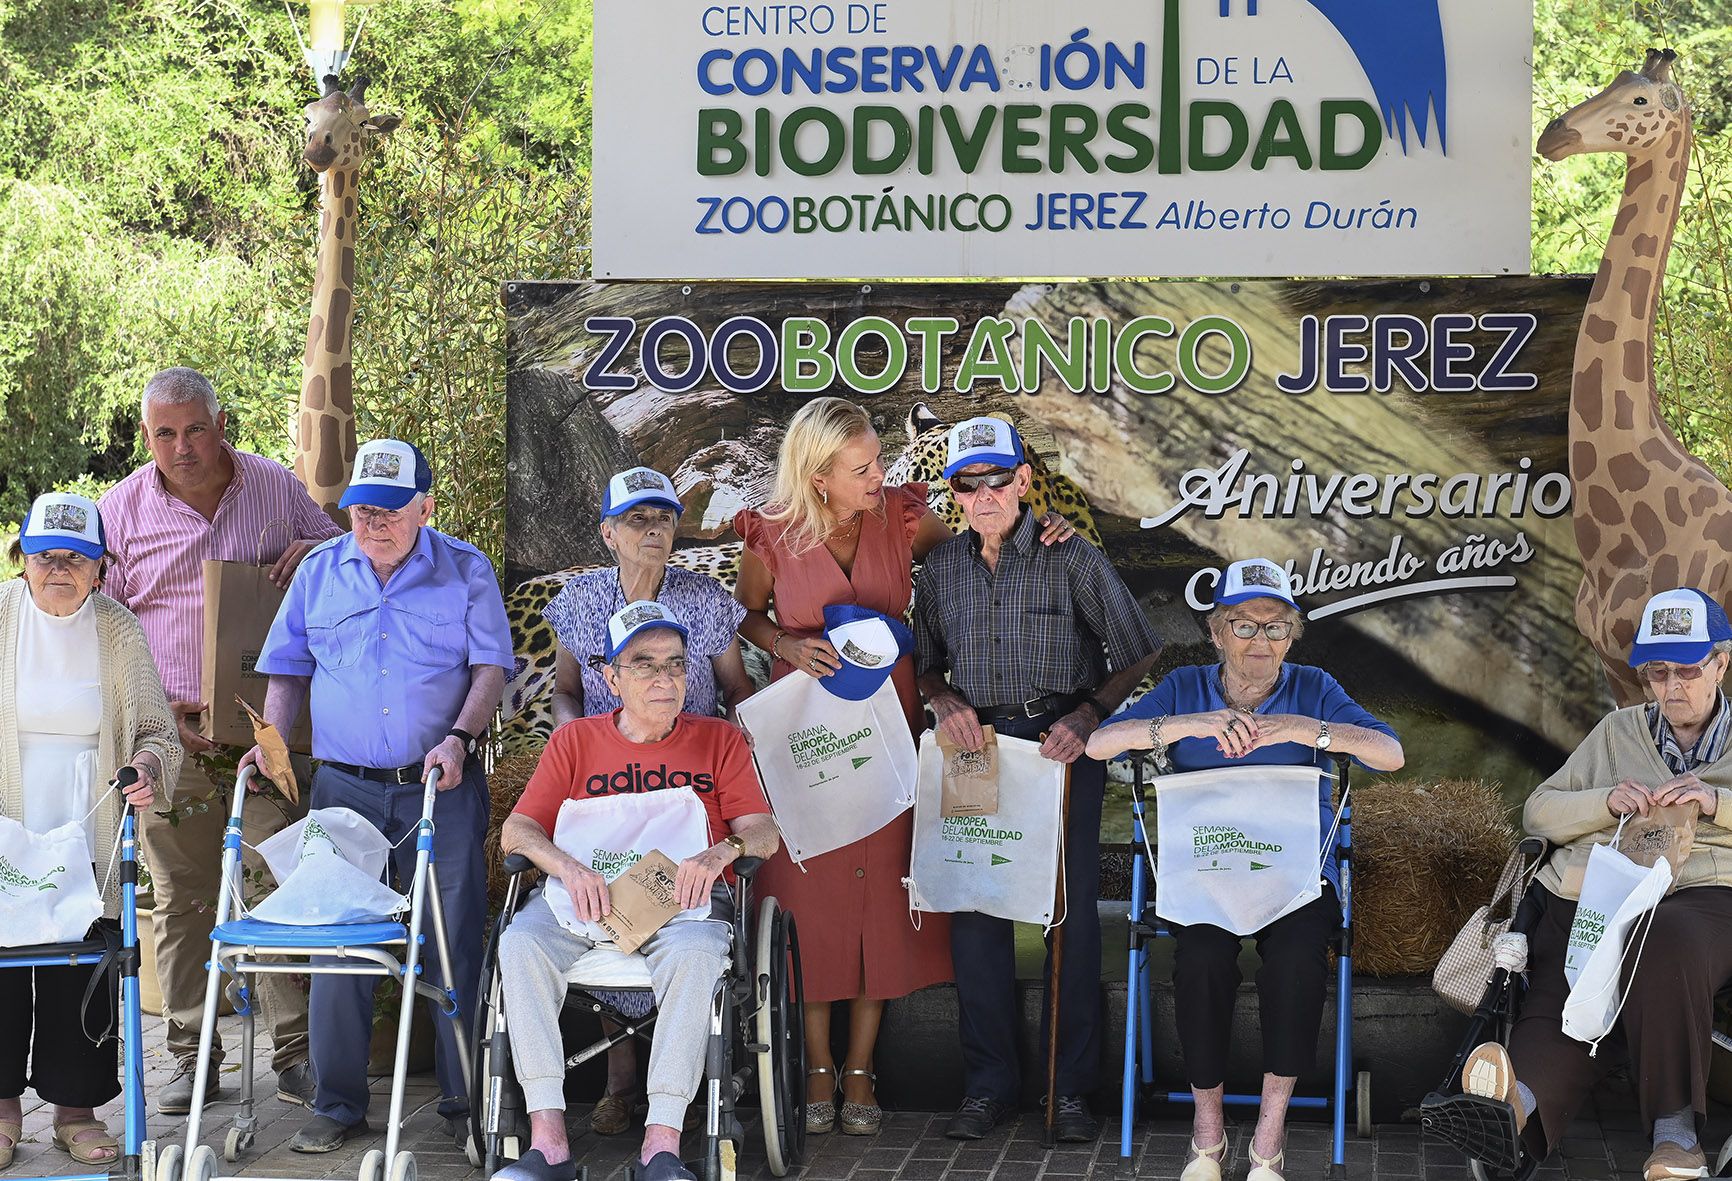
[1219,667,1274,713]
[827,512,863,540]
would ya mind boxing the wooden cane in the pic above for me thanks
[1043,760,1074,1148]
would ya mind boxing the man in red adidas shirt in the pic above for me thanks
[497,601,778,1181]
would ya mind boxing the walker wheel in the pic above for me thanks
[358,1148,385,1181]
[147,1140,174,1181]
[223,1126,251,1162]
[461,1128,481,1169]
[187,1144,217,1181]
[388,1150,417,1181]
[1355,1070,1373,1137]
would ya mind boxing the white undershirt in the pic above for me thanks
[15,591,101,856]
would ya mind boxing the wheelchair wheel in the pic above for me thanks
[154,1142,183,1181]
[357,1148,385,1181]
[187,1144,217,1181]
[753,897,806,1178]
[468,915,523,1169]
[1355,1070,1372,1137]
[1717,1131,1732,1177]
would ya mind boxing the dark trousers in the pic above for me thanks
[1168,885,1339,1089]
[0,926,120,1108]
[951,711,1104,1102]
[307,762,488,1125]
[1510,884,1732,1158]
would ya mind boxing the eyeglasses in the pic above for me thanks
[1226,620,1295,641]
[25,552,95,571]
[614,658,689,682]
[352,505,408,526]
[1639,657,1719,684]
[947,468,1018,495]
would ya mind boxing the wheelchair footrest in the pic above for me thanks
[1420,1089,1525,1175]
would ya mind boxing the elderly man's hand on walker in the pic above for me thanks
[422,735,467,791]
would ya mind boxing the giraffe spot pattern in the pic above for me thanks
[334,216,345,241]
[1686,553,1706,588]
[1576,515,1601,560]
[1690,483,1720,515]
[341,247,355,289]
[325,286,351,355]
[1583,315,1617,344]
[306,313,325,353]
[1606,452,1648,492]
[333,171,345,198]
[1631,233,1659,258]
[1707,512,1732,548]
[330,362,354,413]
[1587,485,1625,526]
[1574,359,1604,429]
[1640,437,1682,472]
[1612,203,1639,233]
[1630,502,1666,552]
[1628,161,1654,187]
[1572,441,1598,479]
[1666,486,1686,525]
[1611,616,1636,650]
[1622,340,1647,385]
[316,417,344,489]
[1613,389,1635,431]
[304,372,327,412]
[1622,267,1650,318]
[1655,555,1680,589]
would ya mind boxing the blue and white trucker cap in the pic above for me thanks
[339,439,432,510]
[1629,587,1732,667]
[604,600,690,661]
[602,467,683,519]
[1214,558,1301,610]
[942,416,1025,478]
[20,492,106,560]
[818,604,913,701]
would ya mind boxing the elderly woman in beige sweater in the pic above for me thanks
[0,493,178,1171]
[1452,588,1732,1181]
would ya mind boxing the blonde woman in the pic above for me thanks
[732,398,1069,1135]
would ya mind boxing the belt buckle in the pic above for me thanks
[1020,697,1044,718]
[393,766,417,785]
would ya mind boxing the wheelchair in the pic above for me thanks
[1422,835,1732,1180]
[1119,755,1371,1179]
[467,851,806,1181]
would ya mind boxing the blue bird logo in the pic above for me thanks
[1219,0,1449,153]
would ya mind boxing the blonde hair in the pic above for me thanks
[761,397,880,557]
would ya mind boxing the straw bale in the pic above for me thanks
[486,751,543,909]
[1351,778,1516,977]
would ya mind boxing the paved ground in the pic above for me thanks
[7,1012,1722,1180]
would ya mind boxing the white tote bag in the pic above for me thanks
[1561,844,1673,1045]
[250,808,408,925]
[0,816,104,947]
[904,732,1065,927]
[1153,765,1324,936]
[736,672,916,864]
[545,788,713,940]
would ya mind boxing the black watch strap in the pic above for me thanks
[448,727,477,755]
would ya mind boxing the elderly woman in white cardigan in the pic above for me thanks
[0,493,177,1171]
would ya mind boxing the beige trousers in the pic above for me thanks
[138,757,309,1072]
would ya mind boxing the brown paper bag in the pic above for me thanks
[235,697,299,805]
[1619,802,1699,883]
[597,850,684,954]
[200,558,312,752]
[937,727,999,817]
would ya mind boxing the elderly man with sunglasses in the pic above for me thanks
[242,438,513,1154]
[912,416,1161,1143]
[1441,587,1732,1181]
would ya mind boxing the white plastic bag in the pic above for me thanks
[736,672,915,863]
[0,816,104,946]
[249,808,408,926]
[1561,845,1672,1045]
[1153,765,1324,936]
[545,787,713,941]
[905,732,1065,926]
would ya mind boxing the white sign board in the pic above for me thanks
[593,0,1533,279]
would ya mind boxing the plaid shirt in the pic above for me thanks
[1649,690,1732,774]
[913,508,1159,709]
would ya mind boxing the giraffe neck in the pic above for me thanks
[297,165,360,520]
[1570,124,1690,468]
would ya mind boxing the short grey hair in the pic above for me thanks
[142,367,220,423]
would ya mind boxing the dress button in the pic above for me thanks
[855,868,865,878]
[382,707,391,715]
[381,633,388,640]
[381,669,388,676]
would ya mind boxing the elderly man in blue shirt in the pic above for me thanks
[243,438,513,1154]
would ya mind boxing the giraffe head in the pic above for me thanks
[1537,48,1688,162]
[302,75,401,172]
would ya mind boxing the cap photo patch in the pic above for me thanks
[360,451,403,480]
[1241,564,1281,589]
[623,469,663,492]
[958,422,999,449]
[841,638,886,667]
[43,503,88,533]
[619,604,664,629]
[1651,607,1695,636]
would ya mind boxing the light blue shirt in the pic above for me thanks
[258,528,514,767]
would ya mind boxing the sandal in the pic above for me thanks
[1179,1138,1226,1181]
[838,1067,881,1136]
[591,1088,642,1137]
[1247,1143,1285,1181]
[52,1119,118,1166]
[805,1066,837,1135]
[0,1120,19,1170]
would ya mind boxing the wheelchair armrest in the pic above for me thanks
[732,856,763,880]
[1517,836,1551,864]
[502,853,538,876]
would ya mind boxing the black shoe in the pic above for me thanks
[637,1151,697,1181]
[288,1114,369,1154]
[276,1063,316,1107]
[492,1148,580,1181]
[945,1096,1014,1140]
[1049,1095,1099,1143]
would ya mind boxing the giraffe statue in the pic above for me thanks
[1539,48,1732,705]
[297,74,399,520]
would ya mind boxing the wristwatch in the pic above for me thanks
[722,833,748,859]
[448,727,478,757]
[1314,720,1332,750]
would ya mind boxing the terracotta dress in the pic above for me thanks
[734,484,954,1002]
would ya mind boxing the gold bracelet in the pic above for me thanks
[771,630,787,662]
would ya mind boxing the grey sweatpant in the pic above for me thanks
[498,888,732,1130]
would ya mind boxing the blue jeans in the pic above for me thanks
[307,761,488,1125]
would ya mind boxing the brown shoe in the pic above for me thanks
[1643,1141,1708,1180]
[591,1088,641,1137]
[1461,1043,1525,1133]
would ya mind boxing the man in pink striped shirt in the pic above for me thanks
[99,367,342,1116]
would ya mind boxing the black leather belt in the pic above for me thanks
[975,692,1082,723]
[321,759,430,785]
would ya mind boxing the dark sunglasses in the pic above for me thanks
[947,467,1018,495]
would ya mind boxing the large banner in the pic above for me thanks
[503,277,1603,795]
[592,0,1533,279]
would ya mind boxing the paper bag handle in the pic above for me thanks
[256,519,292,566]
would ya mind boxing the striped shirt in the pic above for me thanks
[1649,690,1732,775]
[98,445,343,703]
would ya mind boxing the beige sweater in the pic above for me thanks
[0,580,182,916]
[1524,704,1732,899]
